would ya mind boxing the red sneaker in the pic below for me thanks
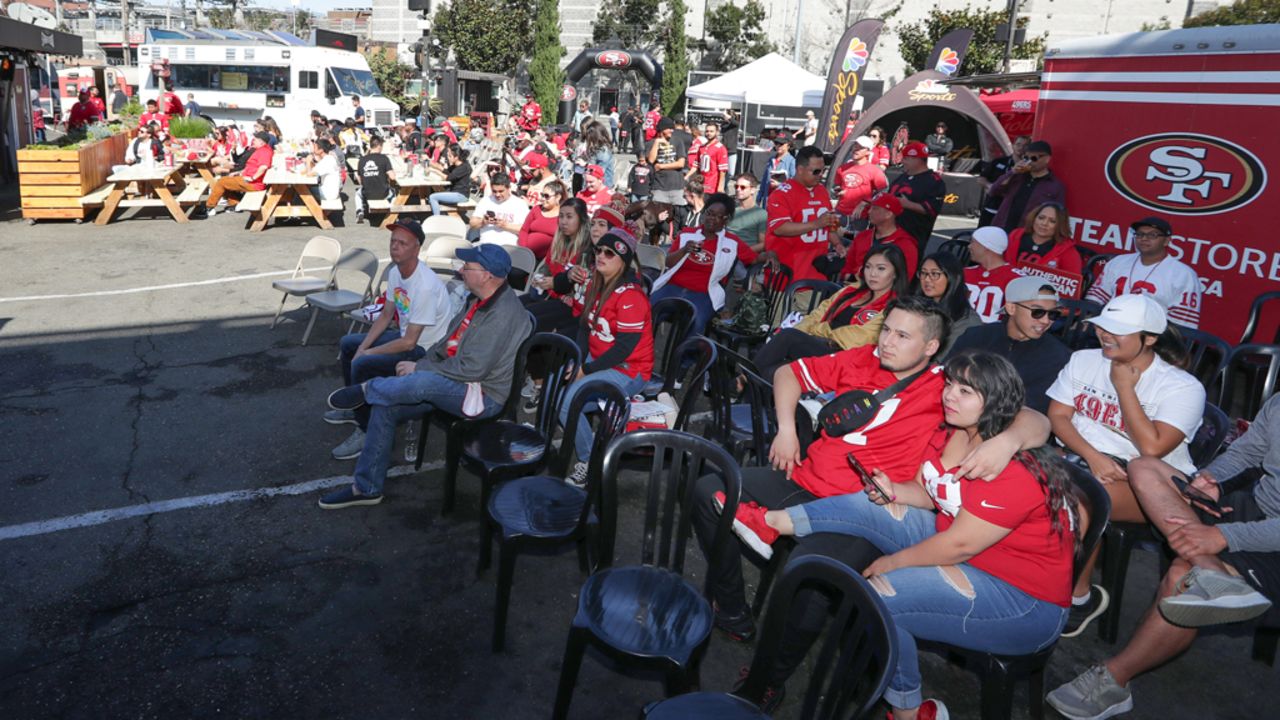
[713,491,778,559]
[887,699,949,720]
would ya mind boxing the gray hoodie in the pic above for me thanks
[416,283,532,405]
[1204,394,1280,553]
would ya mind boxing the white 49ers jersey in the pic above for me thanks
[1085,253,1201,328]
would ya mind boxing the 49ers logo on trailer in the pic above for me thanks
[595,50,632,68]
[1105,132,1266,216]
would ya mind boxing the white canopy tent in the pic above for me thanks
[686,52,826,107]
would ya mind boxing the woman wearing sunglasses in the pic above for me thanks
[1005,202,1082,277]
[868,125,891,169]
[910,253,981,357]
[1046,294,1204,637]
[730,352,1074,720]
[559,228,654,487]
[516,180,564,263]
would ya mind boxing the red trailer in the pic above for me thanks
[1036,24,1279,341]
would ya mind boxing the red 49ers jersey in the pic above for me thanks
[766,181,835,281]
[586,282,654,380]
[697,141,729,192]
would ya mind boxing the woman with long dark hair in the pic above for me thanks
[517,179,564,263]
[911,252,981,356]
[1047,293,1204,636]
[742,351,1077,720]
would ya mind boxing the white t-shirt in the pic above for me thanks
[1084,253,1201,328]
[1046,349,1204,474]
[312,153,342,202]
[387,261,452,351]
[473,193,530,246]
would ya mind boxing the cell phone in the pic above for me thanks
[846,453,892,500]
[1171,473,1222,514]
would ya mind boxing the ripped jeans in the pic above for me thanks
[787,493,1067,711]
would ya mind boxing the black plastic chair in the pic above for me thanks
[1051,298,1103,351]
[706,342,762,457]
[780,279,842,319]
[648,335,718,433]
[1179,326,1232,397]
[921,460,1111,720]
[1081,252,1111,297]
[937,235,971,266]
[1097,403,1232,644]
[414,330,579,519]
[645,296,698,397]
[551,430,744,720]
[1238,291,1280,344]
[642,556,898,720]
[482,379,629,652]
[1218,343,1280,422]
[711,262,792,354]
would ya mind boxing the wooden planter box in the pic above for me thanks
[18,132,129,221]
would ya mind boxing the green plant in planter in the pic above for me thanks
[118,99,143,123]
[168,116,213,139]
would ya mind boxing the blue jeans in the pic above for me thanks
[341,330,427,429]
[558,368,646,462]
[429,191,469,215]
[788,493,1068,710]
[650,284,716,337]
[352,370,500,495]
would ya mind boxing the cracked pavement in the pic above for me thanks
[0,212,1273,719]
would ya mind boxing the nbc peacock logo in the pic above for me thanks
[935,48,960,75]
[842,39,869,72]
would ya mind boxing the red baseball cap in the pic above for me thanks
[525,153,549,169]
[586,164,605,179]
[868,194,903,215]
[901,141,929,159]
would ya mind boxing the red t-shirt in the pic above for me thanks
[576,186,613,215]
[67,101,102,131]
[843,226,918,278]
[921,429,1075,606]
[871,146,890,169]
[834,162,888,215]
[241,145,274,191]
[766,181,835,282]
[697,140,730,193]
[586,282,654,380]
[788,346,945,497]
[518,209,559,262]
[668,227,757,292]
[445,298,484,357]
[644,110,661,141]
[1004,229,1083,275]
[964,264,1025,323]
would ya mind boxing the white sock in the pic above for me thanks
[1072,591,1092,606]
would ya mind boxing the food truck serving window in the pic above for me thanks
[171,64,290,93]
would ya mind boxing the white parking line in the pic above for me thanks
[0,461,439,542]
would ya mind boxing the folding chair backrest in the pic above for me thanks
[1064,460,1111,588]
[422,215,468,241]
[1220,343,1280,421]
[1053,298,1103,351]
[782,279,842,318]
[937,235,971,267]
[1190,403,1231,468]
[651,297,697,383]
[662,336,717,432]
[422,236,472,272]
[636,243,667,273]
[294,235,342,280]
[333,248,381,301]
[502,245,538,292]
[1240,291,1280,345]
[1179,326,1231,396]
[707,342,761,447]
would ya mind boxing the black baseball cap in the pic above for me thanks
[1025,140,1053,155]
[1130,216,1173,236]
[388,219,425,244]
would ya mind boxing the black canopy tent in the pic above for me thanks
[1,16,84,183]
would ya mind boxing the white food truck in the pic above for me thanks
[136,28,399,138]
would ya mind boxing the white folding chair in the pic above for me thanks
[301,248,380,345]
[422,215,468,244]
[422,235,472,277]
[501,245,538,294]
[270,236,342,328]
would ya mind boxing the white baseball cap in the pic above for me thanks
[1087,294,1168,336]
[972,226,1009,254]
[854,135,876,150]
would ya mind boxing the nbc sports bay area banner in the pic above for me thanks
[817,18,885,153]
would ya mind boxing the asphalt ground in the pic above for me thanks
[0,184,1275,719]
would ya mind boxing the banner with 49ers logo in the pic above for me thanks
[1036,25,1279,341]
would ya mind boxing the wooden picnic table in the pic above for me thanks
[179,153,217,185]
[250,169,333,232]
[95,165,201,225]
[377,174,448,229]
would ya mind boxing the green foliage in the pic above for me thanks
[118,99,143,120]
[365,48,414,111]
[432,0,533,75]
[702,0,775,71]
[660,0,689,114]
[896,5,1047,75]
[1140,17,1173,31]
[204,7,290,32]
[168,116,214,139]
[1184,0,1280,26]
[529,0,565,115]
[591,0,661,48]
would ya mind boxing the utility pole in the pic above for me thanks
[1001,0,1018,73]
[792,0,804,65]
[121,0,132,66]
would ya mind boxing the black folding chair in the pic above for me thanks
[551,431,744,720]
[780,279,842,319]
[645,296,697,397]
[937,234,972,266]
[1219,343,1280,421]
[1239,290,1280,344]
[642,555,897,720]
[1051,298,1103,351]
[481,379,629,652]
[711,262,792,354]
[1179,326,1232,397]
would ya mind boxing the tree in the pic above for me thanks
[1184,0,1280,27]
[432,0,533,75]
[702,0,775,72]
[529,0,565,117]
[591,0,661,48]
[365,48,413,111]
[896,6,1047,76]
[659,0,689,113]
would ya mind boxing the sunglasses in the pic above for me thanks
[1013,302,1065,320]
[597,247,618,259]
[540,193,559,200]
[734,184,753,190]
[1025,154,1045,162]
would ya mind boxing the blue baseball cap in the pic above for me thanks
[456,244,511,278]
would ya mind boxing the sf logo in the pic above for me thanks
[1144,146,1232,206]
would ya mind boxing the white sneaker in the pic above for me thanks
[206,206,219,216]
[565,461,589,488]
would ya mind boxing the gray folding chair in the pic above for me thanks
[636,243,668,274]
[343,262,395,334]
[270,236,342,329]
[502,244,538,294]
[301,248,380,346]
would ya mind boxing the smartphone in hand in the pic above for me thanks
[847,453,892,501]
[1171,473,1222,514]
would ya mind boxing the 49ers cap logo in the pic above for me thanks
[1106,132,1266,216]
[596,50,632,68]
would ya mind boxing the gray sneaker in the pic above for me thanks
[565,461,589,488]
[1158,566,1272,627]
[1046,664,1133,720]
[332,428,365,460]
[323,408,357,426]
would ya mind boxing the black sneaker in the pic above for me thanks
[1061,585,1109,638]
[318,485,383,510]
[730,665,786,713]
[713,602,757,642]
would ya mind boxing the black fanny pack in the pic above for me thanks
[817,368,929,438]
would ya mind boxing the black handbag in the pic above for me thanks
[817,367,929,438]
